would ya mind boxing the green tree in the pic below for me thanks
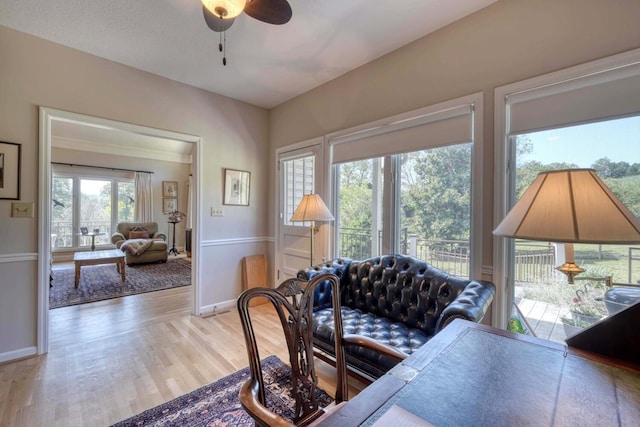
[118,182,135,222]
[338,160,374,230]
[51,177,73,222]
[403,144,472,240]
[604,176,640,218]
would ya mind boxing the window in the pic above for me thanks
[399,144,472,277]
[336,157,383,260]
[330,94,482,278]
[51,176,74,248]
[495,48,640,337]
[509,117,640,342]
[283,155,315,226]
[51,173,135,250]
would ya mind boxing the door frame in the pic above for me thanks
[38,107,202,354]
[274,137,326,284]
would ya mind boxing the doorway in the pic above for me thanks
[38,107,201,354]
[276,139,326,281]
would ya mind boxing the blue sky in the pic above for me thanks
[517,115,640,167]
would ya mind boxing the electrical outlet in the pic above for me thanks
[211,207,224,216]
[12,202,34,218]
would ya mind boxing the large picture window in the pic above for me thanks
[51,173,135,250]
[330,94,482,278]
[495,48,640,338]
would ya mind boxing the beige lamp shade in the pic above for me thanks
[290,194,334,223]
[494,169,640,244]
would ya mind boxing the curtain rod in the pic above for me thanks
[51,162,154,174]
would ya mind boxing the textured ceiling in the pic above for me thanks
[0,0,497,109]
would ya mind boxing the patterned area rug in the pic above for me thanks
[50,257,191,309]
[111,355,333,427]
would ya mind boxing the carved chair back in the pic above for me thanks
[237,273,348,427]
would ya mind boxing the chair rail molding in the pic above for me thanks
[201,236,273,247]
[0,253,38,263]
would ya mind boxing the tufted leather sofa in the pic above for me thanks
[298,254,495,381]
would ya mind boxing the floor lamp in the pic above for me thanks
[494,169,640,284]
[168,210,186,256]
[290,194,334,266]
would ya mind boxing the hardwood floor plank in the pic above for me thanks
[0,286,362,426]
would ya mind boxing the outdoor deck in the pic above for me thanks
[515,298,574,344]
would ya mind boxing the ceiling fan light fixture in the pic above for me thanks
[202,0,247,19]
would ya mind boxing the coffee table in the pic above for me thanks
[73,249,126,288]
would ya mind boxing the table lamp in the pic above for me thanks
[494,169,640,283]
[290,194,334,265]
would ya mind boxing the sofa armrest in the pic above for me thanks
[111,232,126,246]
[343,334,408,362]
[436,280,495,332]
[153,232,167,241]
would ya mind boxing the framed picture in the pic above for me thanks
[223,168,251,206]
[162,181,178,198]
[80,227,88,235]
[163,197,177,213]
[0,141,21,200]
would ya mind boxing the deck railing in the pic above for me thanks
[338,228,558,281]
[51,220,112,249]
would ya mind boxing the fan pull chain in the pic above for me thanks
[223,31,227,66]
[216,31,228,66]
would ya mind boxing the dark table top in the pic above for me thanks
[317,319,640,427]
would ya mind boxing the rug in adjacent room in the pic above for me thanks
[50,257,191,309]
[111,355,333,426]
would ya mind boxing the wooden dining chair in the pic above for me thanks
[237,273,407,427]
[237,273,347,426]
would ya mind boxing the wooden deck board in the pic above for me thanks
[516,298,575,343]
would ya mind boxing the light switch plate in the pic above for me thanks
[12,202,34,218]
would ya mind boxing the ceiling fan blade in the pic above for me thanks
[244,0,292,25]
[202,6,235,32]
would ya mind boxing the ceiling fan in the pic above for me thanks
[202,0,292,65]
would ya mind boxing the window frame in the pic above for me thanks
[51,171,135,251]
[493,47,640,329]
[327,93,484,279]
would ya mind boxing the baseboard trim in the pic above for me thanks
[200,299,236,316]
[0,346,37,364]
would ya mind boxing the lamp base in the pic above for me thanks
[556,262,586,284]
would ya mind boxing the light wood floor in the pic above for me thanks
[0,287,365,426]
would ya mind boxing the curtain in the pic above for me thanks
[186,174,193,229]
[134,172,153,222]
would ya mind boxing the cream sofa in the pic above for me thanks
[111,222,168,265]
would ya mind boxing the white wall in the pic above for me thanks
[0,25,270,361]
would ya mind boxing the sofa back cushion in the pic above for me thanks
[117,222,159,239]
[129,230,150,239]
[303,255,475,336]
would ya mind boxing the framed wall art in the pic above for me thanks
[162,181,178,198]
[0,141,21,200]
[223,168,251,206]
[163,197,177,213]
